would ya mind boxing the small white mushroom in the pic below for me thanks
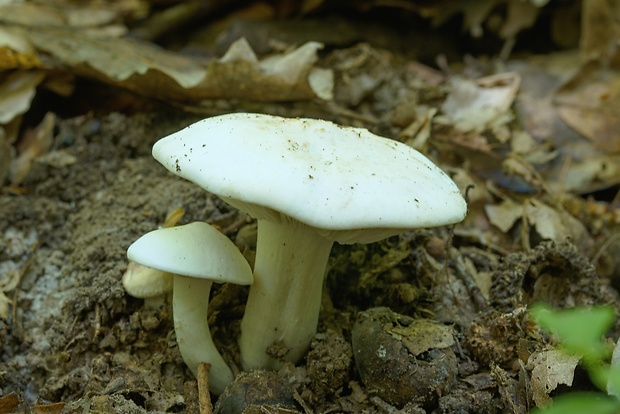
[122,261,173,298]
[152,113,467,370]
[122,208,185,302]
[127,221,253,395]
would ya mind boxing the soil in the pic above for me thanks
[1,14,620,414]
[1,107,617,414]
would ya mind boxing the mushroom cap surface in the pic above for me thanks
[153,113,467,244]
[127,222,252,284]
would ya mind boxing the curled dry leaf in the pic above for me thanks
[0,1,142,28]
[523,199,588,244]
[398,108,437,151]
[0,2,66,26]
[0,227,38,320]
[204,37,330,101]
[562,154,620,192]
[0,130,9,184]
[387,319,455,357]
[0,70,45,124]
[485,196,591,252]
[0,26,42,70]
[438,72,520,136]
[9,112,55,185]
[15,26,331,102]
[420,0,547,39]
[499,0,541,39]
[580,0,620,62]
[510,53,620,193]
[0,393,19,413]
[17,25,206,90]
[554,61,620,154]
[526,349,580,408]
[484,198,523,234]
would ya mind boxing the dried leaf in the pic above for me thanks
[9,112,55,185]
[307,68,333,100]
[0,27,42,70]
[485,195,591,253]
[17,26,329,102]
[500,0,540,39]
[195,38,330,101]
[0,3,66,26]
[32,402,65,414]
[554,61,620,153]
[19,26,206,88]
[485,198,523,233]
[525,199,591,250]
[0,70,45,124]
[0,133,10,184]
[526,349,580,407]
[510,53,620,192]
[580,0,620,62]
[399,108,437,151]
[259,41,322,83]
[0,1,141,28]
[524,199,569,241]
[439,73,520,135]
[219,36,259,64]
[0,393,19,413]
[387,319,455,356]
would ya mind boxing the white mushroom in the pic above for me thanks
[127,221,253,395]
[122,208,185,303]
[152,113,467,370]
[122,261,173,298]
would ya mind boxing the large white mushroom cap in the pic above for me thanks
[127,222,252,284]
[153,113,467,243]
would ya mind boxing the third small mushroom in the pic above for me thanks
[150,113,467,372]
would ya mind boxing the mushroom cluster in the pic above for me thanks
[126,113,467,393]
[127,222,252,395]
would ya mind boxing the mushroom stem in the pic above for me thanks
[173,275,233,395]
[239,219,333,370]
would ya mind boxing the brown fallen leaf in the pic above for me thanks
[9,112,55,185]
[387,319,455,356]
[526,350,580,408]
[580,0,620,63]
[10,20,330,104]
[0,1,143,28]
[0,393,19,414]
[17,25,206,89]
[204,37,328,101]
[500,0,541,39]
[438,72,520,137]
[0,70,45,124]
[484,198,523,233]
[0,27,42,70]
[509,53,620,193]
[485,194,592,252]
[523,199,584,244]
[554,60,620,153]
[15,25,329,102]
[32,402,65,414]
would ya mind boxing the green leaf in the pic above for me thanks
[532,392,620,414]
[607,365,620,396]
[530,304,615,363]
